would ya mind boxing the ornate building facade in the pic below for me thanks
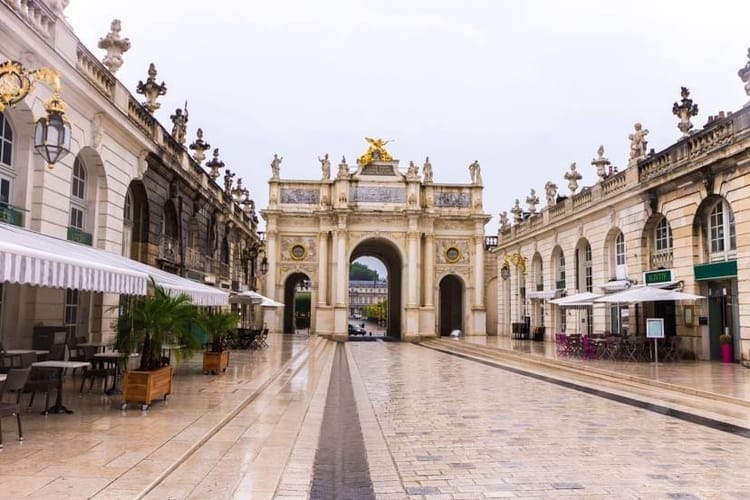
[0,1,262,346]
[262,142,490,341]
[491,58,750,363]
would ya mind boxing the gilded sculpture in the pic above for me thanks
[357,137,393,166]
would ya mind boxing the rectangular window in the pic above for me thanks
[584,245,593,293]
[710,207,724,253]
[0,176,9,204]
[70,205,85,230]
[64,288,79,340]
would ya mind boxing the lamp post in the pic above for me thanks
[0,60,72,168]
[500,264,511,337]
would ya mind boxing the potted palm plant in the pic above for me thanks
[114,278,200,410]
[197,309,237,374]
[720,333,733,363]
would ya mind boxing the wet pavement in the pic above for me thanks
[1,333,749,499]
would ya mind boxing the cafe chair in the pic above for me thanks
[24,365,59,414]
[0,367,31,448]
[80,356,115,393]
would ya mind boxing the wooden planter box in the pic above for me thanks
[121,365,173,411]
[203,350,230,374]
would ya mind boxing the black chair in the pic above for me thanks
[24,364,59,414]
[0,367,31,448]
[79,348,115,393]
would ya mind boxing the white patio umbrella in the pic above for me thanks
[593,286,704,303]
[549,291,601,307]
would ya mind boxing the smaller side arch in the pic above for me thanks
[438,273,464,336]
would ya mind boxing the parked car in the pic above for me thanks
[348,323,366,335]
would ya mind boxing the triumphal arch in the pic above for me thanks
[261,139,490,341]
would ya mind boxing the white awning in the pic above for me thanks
[593,286,704,304]
[598,279,632,292]
[229,290,284,308]
[549,291,601,307]
[526,290,558,300]
[0,222,228,306]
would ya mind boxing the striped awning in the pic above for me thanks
[0,222,228,306]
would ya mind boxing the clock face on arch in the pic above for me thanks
[445,247,460,263]
[290,244,306,260]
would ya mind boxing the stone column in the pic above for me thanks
[474,235,485,308]
[407,231,419,306]
[335,229,347,305]
[318,231,328,306]
[424,234,435,306]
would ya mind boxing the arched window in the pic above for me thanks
[583,243,592,292]
[70,157,87,230]
[0,112,15,206]
[613,231,626,279]
[653,217,673,268]
[534,257,543,291]
[708,199,736,262]
[556,252,565,290]
[122,190,133,258]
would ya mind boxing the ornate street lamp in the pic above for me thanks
[0,60,72,168]
[500,264,510,280]
[259,255,269,275]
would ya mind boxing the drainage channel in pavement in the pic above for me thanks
[310,342,375,500]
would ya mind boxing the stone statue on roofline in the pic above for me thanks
[422,156,433,183]
[544,181,558,206]
[270,153,282,179]
[499,211,510,232]
[526,189,539,214]
[563,162,582,194]
[510,199,523,224]
[628,124,649,162]
[319,153,331,180]
[170,101,188,144]
[738,47,750,100]
[98,19,131,74]
[592,145,611,181]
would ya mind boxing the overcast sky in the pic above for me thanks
[66,1,750,235]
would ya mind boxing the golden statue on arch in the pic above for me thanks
[357,137,393,166]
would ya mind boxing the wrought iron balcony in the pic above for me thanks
[67,226,92,246]
[158,235,180,263]
[0,203,24,227]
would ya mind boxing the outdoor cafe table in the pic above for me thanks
[3,349,50,367]
[94,352,139,395]
[76,342,110,353]
[31,360,91,414]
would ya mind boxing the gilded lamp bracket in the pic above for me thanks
[502,252,527,274]
[0,60,72,167]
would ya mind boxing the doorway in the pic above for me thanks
[283,272,311,334]
[439,275,463,336]
[350,238,402,339]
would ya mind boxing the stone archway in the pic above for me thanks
[261,144,490,340]
[439,274,464,336]
[350,237,403,339]
[283,272,312,333]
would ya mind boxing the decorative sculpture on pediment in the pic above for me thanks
[205,148,224,179]
[319,153,330,180]
[270,153,282,179]
[672,87,699,137]
[544,181,558,206]
[357,137,393,166]
[407,160,419,179]
[563,162,582,194]
[189,128,210,164]
[499,211,510,232]
[422,156,433,183]
[526,189,539,214]
[136,63,167,113]
[628,123,649,162]
[591,145,611,181]
[510,199,523,224]
[223,168,235,193]
[170,101,188,144]
[738,48,750,99]
[469,160,482,185]
[97,19,131,74]
[337,156,349,179]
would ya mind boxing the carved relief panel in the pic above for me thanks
[280,236,317,262]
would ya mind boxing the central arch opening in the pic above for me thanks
[350,238,402,340]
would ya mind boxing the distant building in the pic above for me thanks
[349,280,387,318]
